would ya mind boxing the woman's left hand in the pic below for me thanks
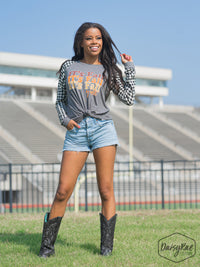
[120,53,133,64]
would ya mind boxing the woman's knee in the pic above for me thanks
[99,186,114,202]
[55,186,70,202]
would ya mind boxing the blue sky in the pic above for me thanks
[0,0,199,106]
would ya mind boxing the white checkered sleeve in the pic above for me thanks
[55,60,74,127]
[111,61,136,106]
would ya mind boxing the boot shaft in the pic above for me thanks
[41,213,62,245]
[39,212,62,258]
[100,213,117,256]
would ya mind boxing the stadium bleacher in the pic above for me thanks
[128,108,200,159]
[111,111,186,161]
[0,135,30,164]
[195,107,200,113]
[28,102,60,127]
[0,100,63,163]
[159,111,200,134]
[0,98,200,164]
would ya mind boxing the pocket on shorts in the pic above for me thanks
[67,126,79,133]
[68,126,75,132]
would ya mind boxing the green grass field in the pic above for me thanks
[0,210,199,267]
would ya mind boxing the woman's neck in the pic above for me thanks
[80,56,101,65]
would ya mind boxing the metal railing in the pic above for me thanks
[0,160,200,213]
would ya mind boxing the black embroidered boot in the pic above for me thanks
[100,213,117,256]
[39,212,62,258]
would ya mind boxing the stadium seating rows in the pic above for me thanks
[0,99,200,164]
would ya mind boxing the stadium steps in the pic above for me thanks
[0,125,42,163]
[0,154,8,164]
[0,155,8,164]
[189,110,200,122]
[0,138,14,164]
[147,109,200,144]
[194,107,200,115]
[110,108,186,161]
[0,100,64,163]
[13,100,65,139]
[134,107,200,159]
[159,111,200,136]
[27,101,61,127]
[116,137,151,161]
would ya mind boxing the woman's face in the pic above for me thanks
[81,27,103,59]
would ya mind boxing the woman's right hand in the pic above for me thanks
[120,53,133,64]
[67,120,81,131]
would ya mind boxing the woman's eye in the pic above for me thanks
[85,37,102,41]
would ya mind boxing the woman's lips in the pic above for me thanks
[90,46,99,52]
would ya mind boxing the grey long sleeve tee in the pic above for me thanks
[56,60,136,127]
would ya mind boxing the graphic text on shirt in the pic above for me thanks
[68,71,103,97]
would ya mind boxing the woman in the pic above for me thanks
[39,22,135,258]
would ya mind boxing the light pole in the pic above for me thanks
[129,105,133,170]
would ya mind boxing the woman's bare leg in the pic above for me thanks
[49,151,89,219]
[93,145,117,220]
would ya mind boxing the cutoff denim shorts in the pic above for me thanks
[63,117,119,152]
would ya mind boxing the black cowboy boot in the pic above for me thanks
[100,213,117,256]
[39,212,62,258]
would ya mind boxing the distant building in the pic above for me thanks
[0,52,172,106]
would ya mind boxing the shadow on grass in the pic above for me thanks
[79,243,99,255]
[0,231,66,255]
[0,231,99,256]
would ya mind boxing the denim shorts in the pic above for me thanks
[63,117,119,152]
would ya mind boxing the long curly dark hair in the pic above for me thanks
[58,22,124,93]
